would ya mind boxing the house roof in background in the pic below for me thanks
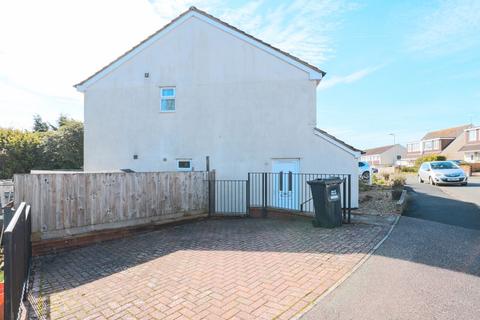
[363,144,396,155]
[314,128,364,154]
[422,124,472,140]
[465,126,480,131]
[459,144,480,152]
[74,6,325,91]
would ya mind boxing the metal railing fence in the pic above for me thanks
[206,172,352,222]
[4,202,32,320]
[212,180,248,216]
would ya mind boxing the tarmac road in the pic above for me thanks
[438,176,480,208]
[302,178,480,320]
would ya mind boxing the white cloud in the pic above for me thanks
[318,65,384,90]
[0,0,352,129]
[407,0,480,55]
[221,0,355,65]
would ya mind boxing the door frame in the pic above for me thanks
[271,158,300,210]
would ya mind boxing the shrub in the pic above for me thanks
[372,175,387,186]
[415,154,446,168]
[390,174,406,188]
[400,166,417,173]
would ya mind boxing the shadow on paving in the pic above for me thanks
[30,216,387,295]
[368,184,480,278]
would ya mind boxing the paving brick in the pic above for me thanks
[27,218,388,319]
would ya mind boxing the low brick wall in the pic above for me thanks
[471,163,480,172]
[461,163,480,176]
[32,214,208,256]
[460,165,472,176]
[249,207,312,219]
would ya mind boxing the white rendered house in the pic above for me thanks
[75,7,362,207]
[361,144,407,167]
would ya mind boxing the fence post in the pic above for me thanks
[262,173,267,217]
[4,202,28,320]
[25,205,32,279]
[208,170,216,216]
[347,175,352,223]
[4,223,13,320]
[246,173,251,216]
[342,177,347,221]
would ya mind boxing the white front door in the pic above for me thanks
[272,159,300,210]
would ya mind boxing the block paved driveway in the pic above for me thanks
[28,217,391,320]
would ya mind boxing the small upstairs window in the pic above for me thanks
[160,87,175,112]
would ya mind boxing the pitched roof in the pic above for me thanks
[363,145,395,155]
[75,6,325,90]
[459,144,480,152]
[314,128,364,154]
[422,125,471,140]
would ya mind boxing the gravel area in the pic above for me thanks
[358,186,397,215]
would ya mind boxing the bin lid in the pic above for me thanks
[307,177,344,185]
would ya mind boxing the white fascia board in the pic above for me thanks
[313,129,361,158]
[76,11,323,92]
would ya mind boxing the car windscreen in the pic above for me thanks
[430,162,458,170]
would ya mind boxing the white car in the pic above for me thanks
[418,161,468,186]
[358,161,371,181]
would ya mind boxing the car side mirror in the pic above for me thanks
[426,168,431,171]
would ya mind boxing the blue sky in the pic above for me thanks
[1,0,479,149]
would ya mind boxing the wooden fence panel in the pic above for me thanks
[14,172,208,240]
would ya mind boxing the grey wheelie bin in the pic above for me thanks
[307,178,343,228]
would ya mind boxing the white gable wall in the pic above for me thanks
[83,16,359,206]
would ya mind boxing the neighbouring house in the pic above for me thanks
[459,126,480,163]
[74,7,362,207]
[361,144,406,167]
[405,124,472,164]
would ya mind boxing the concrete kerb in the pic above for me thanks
[293,214,402,320]
[395,189,408,214]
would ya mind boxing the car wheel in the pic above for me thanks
[429,177,435,185]
[418,175,424,183]
[362,171,370,181]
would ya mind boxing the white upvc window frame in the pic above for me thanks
[423,140,433,151]
[176,159,192,172]
[468,129,477,142]
[407,142,420,153]
[160,87,176,112]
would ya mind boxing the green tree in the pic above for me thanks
[48,114,70,131]
[57,114,69,128]
[0,115,84,178]
[32,114,49,132]
[41,119,84,169]
[0,128,43,178]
